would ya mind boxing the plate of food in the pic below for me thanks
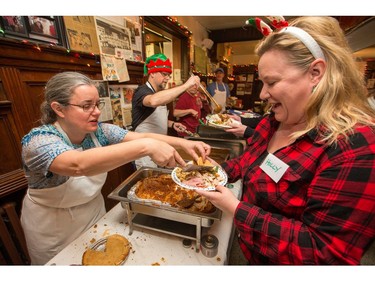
[171,157,227,191]
[207,113,240,129]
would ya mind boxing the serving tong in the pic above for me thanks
[198,83,223,114]
[190,73,222,114]
[181,163,216,172]
[177,126,200,137]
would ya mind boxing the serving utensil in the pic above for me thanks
[178,126,200,137]
[198,83,223,114]
[181,163,216,172]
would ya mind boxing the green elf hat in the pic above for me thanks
[144,53,172,76]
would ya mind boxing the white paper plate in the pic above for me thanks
[207,119,241,129]
[241,112,260,118]
[171,166,227,191]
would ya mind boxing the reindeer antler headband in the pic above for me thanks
[246,16,326,61]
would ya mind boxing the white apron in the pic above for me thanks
[134,82,168,169]
[20,123,107,265]
[212,82,227,113]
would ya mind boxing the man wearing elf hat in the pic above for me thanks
[131,53,201,169]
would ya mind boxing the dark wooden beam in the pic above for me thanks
[209,26,263,43]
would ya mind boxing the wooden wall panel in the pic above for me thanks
[0,101,22,174]
[0,38,144,212]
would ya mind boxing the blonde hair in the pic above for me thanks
[256,16,375,145]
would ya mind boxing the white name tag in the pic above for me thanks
[260,153,289,183]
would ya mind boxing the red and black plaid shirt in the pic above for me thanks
[223,115,375,264]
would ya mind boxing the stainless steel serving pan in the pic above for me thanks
[108,167,222,227]
[186,137,245,160]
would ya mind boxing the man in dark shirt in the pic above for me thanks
[131,53,200,168]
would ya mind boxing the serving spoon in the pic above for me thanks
[198,83,223,113]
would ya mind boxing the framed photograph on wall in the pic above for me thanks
[0,16,66,46]
[27,16,58,38]
[0,16,28,37]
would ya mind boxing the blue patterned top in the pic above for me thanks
[21,123,128,189]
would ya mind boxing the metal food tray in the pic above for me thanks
[108,167,222,251]
[176,146,231,164]
[186,137,245,160]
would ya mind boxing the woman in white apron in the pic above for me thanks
[21,128,107,265]
[20,72,211,264]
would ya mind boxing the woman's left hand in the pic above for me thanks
[195,184,239,216]
[225,122,247,137]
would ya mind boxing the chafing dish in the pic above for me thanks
[176,146,231,164]
[186,137,245,160]
[108,167,222,252]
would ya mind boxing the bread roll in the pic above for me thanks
[194,156,212,166]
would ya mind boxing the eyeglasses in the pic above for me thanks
[65,100,106,112]
[159,72,171,79]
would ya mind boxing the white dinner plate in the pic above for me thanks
[207,118,241,129]
[171,166,228,191]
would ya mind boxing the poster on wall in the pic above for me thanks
[101,54,130,82]
[93,80,113,122]
[125,17,143,61]
[109,84,138,127]
[95,17,132,59]
[63,16,100,54]
[111,99,123,127]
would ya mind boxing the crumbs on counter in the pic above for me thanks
[152,262,160,266]
[93,224,98,228]
[103,229,111,236]
[217,257,221,262]
[90,238,96,244]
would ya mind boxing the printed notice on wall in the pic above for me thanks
[63,16,100,54]
[93,80,113,122]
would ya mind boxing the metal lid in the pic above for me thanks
[182,238,193,248]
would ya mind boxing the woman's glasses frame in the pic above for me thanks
[65,100,105,112]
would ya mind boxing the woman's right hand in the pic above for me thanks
[147,139,185,168]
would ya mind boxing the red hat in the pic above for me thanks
[144,53,172,75]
